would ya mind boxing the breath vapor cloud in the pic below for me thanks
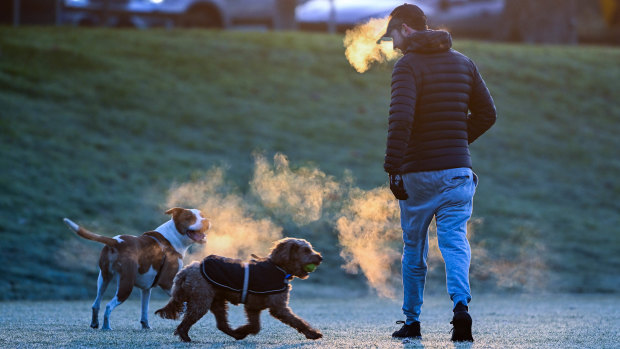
[344,16,400,73]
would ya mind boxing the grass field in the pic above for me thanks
[1,288,619,348]
[1,27,620,299]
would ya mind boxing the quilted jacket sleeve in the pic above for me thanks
[467,62,497,144]
[384,59,417,174]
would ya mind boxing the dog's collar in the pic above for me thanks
[146,233,165,250]
[269,261,293,283]
[253,255,294,282]
[144,232,182,256]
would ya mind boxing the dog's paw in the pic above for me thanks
[155,309,178,320]
[304,329,323,340]
[233,334,247,341]
[229,330,248,340]
[174,329,192,342]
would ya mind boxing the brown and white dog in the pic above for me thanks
[63,207,210,330]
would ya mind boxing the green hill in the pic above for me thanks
[1,27,619,300]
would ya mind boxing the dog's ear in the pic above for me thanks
[165,207,184,216]
[270,239,298,266]
[287,242,299,262]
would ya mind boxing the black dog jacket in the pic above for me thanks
[200,255,291,303]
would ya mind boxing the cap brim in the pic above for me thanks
[376,18,397,44]
[376,36,393,45]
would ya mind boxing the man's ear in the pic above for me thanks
[401,23,416,36]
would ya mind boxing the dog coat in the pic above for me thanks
[200,255,292,303]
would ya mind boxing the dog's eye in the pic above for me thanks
[303,247,311,253]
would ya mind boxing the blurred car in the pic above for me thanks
[154,0,278,28]
[61,0,280,28]
[296,0,434,32]
[430,0,504,38]
[62,0,156,27]
[296,0,504,38]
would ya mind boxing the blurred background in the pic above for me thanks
[2,0,620,43]
[1,0,619,301]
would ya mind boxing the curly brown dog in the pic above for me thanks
[155,238,323,342]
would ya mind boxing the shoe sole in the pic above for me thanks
[451,313,473,342]
[392,335,422,339]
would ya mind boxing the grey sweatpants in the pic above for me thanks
[399,167,477,324]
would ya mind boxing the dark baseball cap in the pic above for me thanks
[377,3,427,44]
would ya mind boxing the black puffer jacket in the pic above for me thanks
[384,30,496,174]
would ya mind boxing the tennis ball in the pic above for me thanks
[303,263,317,272]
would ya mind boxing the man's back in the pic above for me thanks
[384,30,496,175]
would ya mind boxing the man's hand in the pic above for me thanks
[389,174,409,200]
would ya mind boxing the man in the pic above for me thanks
[379,4,496,342]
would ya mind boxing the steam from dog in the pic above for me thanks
[344,16,400,73]
[164,153,413,298]
[251,153,341,225]
[165,153,547,296]
[166,153,342,260]
[167,167,283,260]
[468,221,548,291]
[336,187,402,298]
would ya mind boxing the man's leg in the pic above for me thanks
[399,172,436,325]
[435,169,475,307]
[435,168,476,342]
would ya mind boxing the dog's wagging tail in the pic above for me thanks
[63,218,118,246]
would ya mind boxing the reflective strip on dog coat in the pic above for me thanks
[200,255,290,302]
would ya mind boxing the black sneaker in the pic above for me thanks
[392,320,421,338]
[450,302,473,342]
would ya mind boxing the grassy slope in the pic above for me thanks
[0,27,619,299]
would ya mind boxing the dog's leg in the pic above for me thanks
[155,280,187,320]
[160,286,184,314]
[174,298,211,342]
[210,298,242,339]
[140,288,151,329]
[269,306,323,340]
[90,271,111,329]
[230,308,262,340]
[102,296,122,331]
[102,266,136,330]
